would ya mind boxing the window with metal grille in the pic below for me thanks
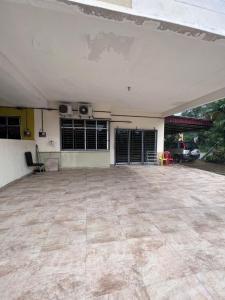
[61,119,109,151]
[0,116,21,140]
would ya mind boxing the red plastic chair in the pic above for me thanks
[163,151,174,165]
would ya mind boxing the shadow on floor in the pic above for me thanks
[183,160,225,176]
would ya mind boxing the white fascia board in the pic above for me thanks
[61,0,225,38]
[162,87,225,117]
[12,0,225,38]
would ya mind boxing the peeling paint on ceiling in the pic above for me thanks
[56,0,225,42]
[157,22,224,42]
[1,0,225,113]
[77,3,146,25]
[86,32,134,61]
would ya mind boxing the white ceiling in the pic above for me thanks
[1,0,225,116]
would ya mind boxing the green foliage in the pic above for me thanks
[181,98,225,152]
[206,148,225,163]
[164,134,179,149]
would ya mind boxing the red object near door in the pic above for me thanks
[163,151,174,165]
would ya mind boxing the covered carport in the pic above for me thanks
[165,115,213,135]
[1,0,225,184]
[1,0,225,299]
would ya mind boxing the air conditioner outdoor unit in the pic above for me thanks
[59,104,73,117]
[78,103,93,118]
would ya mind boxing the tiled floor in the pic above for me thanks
[0,166,225,299]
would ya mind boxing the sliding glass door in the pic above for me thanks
[115,129,129,164]
[130,130,142,163]
[115,129,157,164]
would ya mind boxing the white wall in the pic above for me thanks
[61,151,110,168]
[97,0,131,8]
[0,139,35,188]
[34,109,164,167]
[35,109,60,152]
[133,0,225,37]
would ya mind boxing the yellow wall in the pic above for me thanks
[0,107,34,140]
[98,0,132,8]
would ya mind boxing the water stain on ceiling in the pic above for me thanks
[86,32,134,61]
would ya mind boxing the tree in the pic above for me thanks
[181,98,225,151]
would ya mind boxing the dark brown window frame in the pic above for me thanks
[60,118,109,151]
[0,116,21,140]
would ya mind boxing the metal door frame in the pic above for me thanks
[115,128,157,165]
[115,128,129,165]
[129,129,143,165]
[143,129,158,165]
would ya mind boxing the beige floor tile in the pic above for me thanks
[0,166,225,299]
[197,270,225,299]
[147,275,213,300]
